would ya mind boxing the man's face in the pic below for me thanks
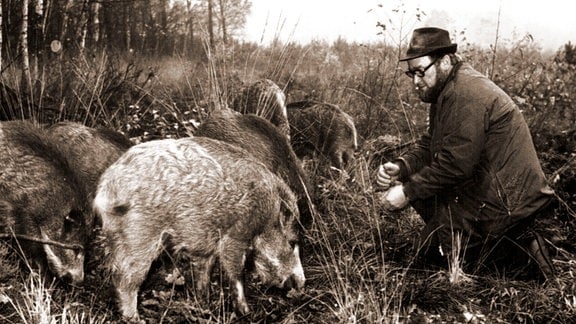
[406,55,449,103]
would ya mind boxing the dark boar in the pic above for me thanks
[0,120,88,284]
[231,78,290,139]
[93,136,305,321]
[195,108,316,227]
[287,100,358,169]
[46,121,133,203]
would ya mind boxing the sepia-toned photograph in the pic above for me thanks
[0,0,574,322]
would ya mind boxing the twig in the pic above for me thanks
[547,154,576,183]
[0,233,83,251]
[490,0,503,80]
[553,194,576,220]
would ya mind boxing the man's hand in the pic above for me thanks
[381,184,409,210]
[376,162,401,190]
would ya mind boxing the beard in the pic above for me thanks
[416,68,450,103]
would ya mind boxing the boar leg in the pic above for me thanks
[116,286,140,322]
[330,150,344,169]
[112,239,162,321]
[192,254,216,295]
[218,235,250,314]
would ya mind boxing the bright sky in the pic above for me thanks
[241,0,576,52]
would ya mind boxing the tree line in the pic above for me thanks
[1,0,251,92]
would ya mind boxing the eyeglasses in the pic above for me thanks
[404,57,440,78]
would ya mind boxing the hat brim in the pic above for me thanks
[399,44,457,61]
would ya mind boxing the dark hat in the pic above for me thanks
[400,27,457,61]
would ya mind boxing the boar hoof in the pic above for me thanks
[122,314,144,324]
[233,280,250,315]
[236,300,250,315]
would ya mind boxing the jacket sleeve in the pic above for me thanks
[395,132,431,181]
[403,90,488,200]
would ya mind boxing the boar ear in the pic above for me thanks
[278,183,298,230]
[279,198,294,231]
[0,200,15,232]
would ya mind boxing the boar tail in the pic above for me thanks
[92,190,130,233]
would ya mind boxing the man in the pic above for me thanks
[377,27,556,279]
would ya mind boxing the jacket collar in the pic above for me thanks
[432,61,465,106]
[446,61,464,84]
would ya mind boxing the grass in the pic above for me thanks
[1,155,575,322]
[0,30,575,323]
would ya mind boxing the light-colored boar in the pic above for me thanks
[195,108,316,228]
[94,136,305,321]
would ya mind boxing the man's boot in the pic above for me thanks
[525,231,556,280]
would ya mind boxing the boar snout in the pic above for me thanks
[60,270,84,286]
[283,272,305,290]
[282,245,305,290]
[42,233,85,285]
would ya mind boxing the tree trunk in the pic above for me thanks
[140,0,150,53]
[59,0,72,50]
[29,0,44,85]
[124,4,131,51]
[184,0,194,54]
[79,0,89,52]
[156,0,167,55]
[86,0,100,50]
[20,0,32,94]
[219,0,227,44]
[208,0,214,49]
[0,0,3,72]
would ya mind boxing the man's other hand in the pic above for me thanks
[377,162,401,190]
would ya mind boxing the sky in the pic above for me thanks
[241,0,576,52]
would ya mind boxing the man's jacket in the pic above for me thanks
[399,62,554,233]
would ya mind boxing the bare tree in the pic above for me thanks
[79,0,89,51]
[157,0,168,55]
[124,4,131,51]
[140,0,152,53]
[219,0,227,44]
[214,0,251,40]
[86,0,100,49]
[228,0,252,39]
[1,0,253,65]
[184,0,195,53]
[58,0,72,51]
[208,0,214,49]
[20,0,31,93]
[0,0,3,72]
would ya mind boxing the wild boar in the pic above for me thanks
[287,100,358,169]
[230,78,290,139]
[93,136,305,321]
[0,120,88,284]
[195,108,316,228]
[46,121,133,203]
